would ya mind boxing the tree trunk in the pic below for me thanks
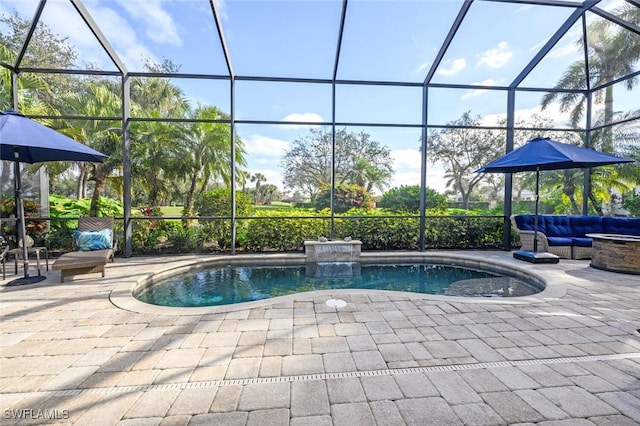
[603,85,614,152]
[589,191,604,216]
[89,166,105,216]
[461,190,470,210]
[48,169,56,194]
[183,172,199,227]
[77,166,89,199]
[0,162,10,191]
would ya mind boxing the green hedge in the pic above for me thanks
[35,199,507,254]
[242,210,330,252]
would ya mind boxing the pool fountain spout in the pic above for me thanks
[304,238,362,263]
[304,238,363,277]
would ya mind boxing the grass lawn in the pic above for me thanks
[133,206,182,217]
[145,203,298,217]
[159,206,183,216]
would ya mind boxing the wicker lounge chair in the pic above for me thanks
[52,217,116,283]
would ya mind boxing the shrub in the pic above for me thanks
[623,192,640,216]
[0,198,47,244]
[195,188,253,250]
[167,225,204,252]
[195,188,253,216]
[313,184,374,213]
[243,210,329,252]
[424,214,503,249]
[333,209,420,250]
[378,185,447,212]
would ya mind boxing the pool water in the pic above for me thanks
[135,263,541,307]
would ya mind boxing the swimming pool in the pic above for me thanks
[134,260,543,307]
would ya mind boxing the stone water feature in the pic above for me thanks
[304,238,362,263]
[304,238,362,277]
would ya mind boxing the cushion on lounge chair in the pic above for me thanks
[73,229,113,251]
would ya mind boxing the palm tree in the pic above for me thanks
[130,117,182,207]
[61,81,122,216]
[129,74,189,208]
[250,173,266,205]
[541,14,640,150]
[177,105,247,217]
[348,157,392,194]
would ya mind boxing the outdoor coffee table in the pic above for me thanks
[586,233,640,275]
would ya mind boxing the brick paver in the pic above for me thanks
[1,251,639,424]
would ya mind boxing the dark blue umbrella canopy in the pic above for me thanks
[0,110,108,164]
[476,137,634,173]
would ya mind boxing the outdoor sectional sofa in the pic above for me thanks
[512,214,640,259]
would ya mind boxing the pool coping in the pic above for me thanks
[109,251,567,315]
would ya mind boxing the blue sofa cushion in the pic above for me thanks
[542,215,572,237]
[571,237,592,247]
[569,216,603,237]
[547,237,573,246]
[602,217,640,235]
[514,215,538,232]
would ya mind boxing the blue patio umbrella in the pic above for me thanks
[0,110,108,285]
[476,137,634,263]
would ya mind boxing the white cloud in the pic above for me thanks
[244,168,284,190]
[386,169,448,193]
[279,112,324,129]
[389,171,420,188]
[0,1,37,22]
[436,58,466,76]
[478,101,571,127]
[461,79,499,99]
[543,40,581,60]
[36,2,103,52]
[391,149,421,169]
[116,0,182,47]
[245,134,290,156]
[416,61,430,74]
[515,4,534,13]
[97,8,157,68]
[477,41,512,68]
[81,1,158,69]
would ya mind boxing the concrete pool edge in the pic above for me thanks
[109,251,567,315]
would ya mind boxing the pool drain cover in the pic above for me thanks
[326,298,347,308]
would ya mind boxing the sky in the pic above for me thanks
[1,0,638,196]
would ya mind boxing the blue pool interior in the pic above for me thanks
[134,262,542,307]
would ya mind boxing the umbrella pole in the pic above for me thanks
[533,168,539,253]
[14,154,30,278]
[512,166,557,263]
[6,148,45,286]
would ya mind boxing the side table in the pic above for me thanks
[9,246,49,276]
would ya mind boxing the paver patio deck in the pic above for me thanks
[1,250,639,425]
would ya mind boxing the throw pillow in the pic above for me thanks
[73,229,113,251]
